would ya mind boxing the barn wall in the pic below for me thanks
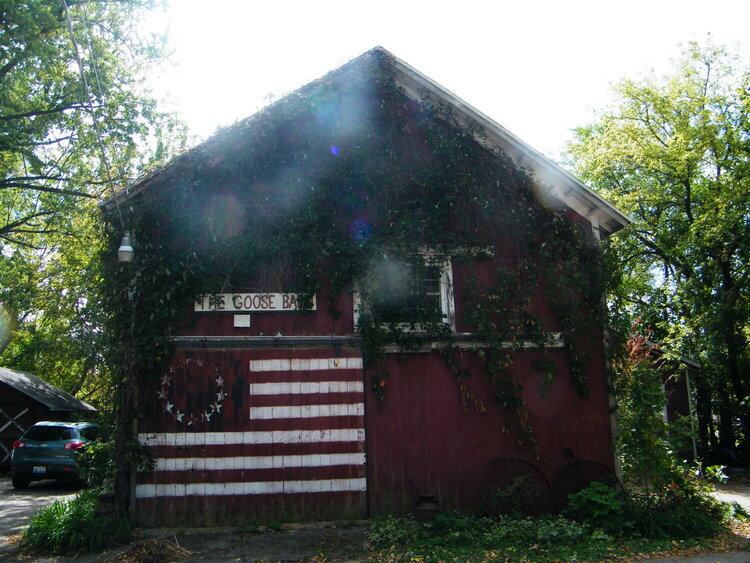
[134,225,615,524]
[135,347,367,526]
[664,368,691,421]
[365,335,613,516]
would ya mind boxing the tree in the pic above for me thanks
[1,0,182,246]
[567,41,750,455]
[0,0,184,402]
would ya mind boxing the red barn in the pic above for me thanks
[102,47,629,525]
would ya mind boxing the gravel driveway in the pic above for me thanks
[0,473,79,555]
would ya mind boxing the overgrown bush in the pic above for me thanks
[78,440,115,490]
[368,514,421,549]
[564,473,739,540]
[628,489,727,539]
[78,435,154,490]
[21,489,130,555]
[564,481,632,534]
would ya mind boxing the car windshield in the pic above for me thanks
[23,426,76,442]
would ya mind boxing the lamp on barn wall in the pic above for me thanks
[118,231,134,262]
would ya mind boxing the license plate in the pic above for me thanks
[33,466,46,474]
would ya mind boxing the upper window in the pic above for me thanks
[355,253,455,331]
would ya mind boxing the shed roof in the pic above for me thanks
[0,366,96,413]
[104,47,629,237]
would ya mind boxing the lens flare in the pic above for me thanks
[368,258,412,304]
[349,217,372,242]
[330,146,339,155]
[203,194,246,239]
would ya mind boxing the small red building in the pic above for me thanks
[103,47,629,525]
[0,367,96,469]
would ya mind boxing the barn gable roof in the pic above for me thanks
[0,366,96,413]
[105,47,629,237]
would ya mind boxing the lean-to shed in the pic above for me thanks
[0,367,96,468]
[102,47,630,525]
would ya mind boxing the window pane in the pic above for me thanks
[370,261,444,324]
[25,426,75,441]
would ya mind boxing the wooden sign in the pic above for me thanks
[194,293,316,312]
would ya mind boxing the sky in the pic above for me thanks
[147,0,750,160]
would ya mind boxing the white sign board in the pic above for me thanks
[194,293,316,312]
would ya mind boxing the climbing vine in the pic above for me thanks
[99,49,607,444]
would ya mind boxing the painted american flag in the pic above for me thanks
[135,350,367,522]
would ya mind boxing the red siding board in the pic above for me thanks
[365,338,614,516]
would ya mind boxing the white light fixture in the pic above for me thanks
[117,231,134,263]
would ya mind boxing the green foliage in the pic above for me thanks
[564,481,631,534]
[367,509,719,562]
[0,0,184,246]
[479,475,546,519]
[0,0,185,409]
[78,440,114,489]
[628,488,729,539]
[368,515,421,549]
[78,436,154,491]
[702,463,729,484]
[564,473,738,541]
[0,208,111,404]
[611,330,677,487]
[481,515,588,544]
[567,39,750,451]
[21,488,130,555]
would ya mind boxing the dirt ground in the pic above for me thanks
[2,521,370,562]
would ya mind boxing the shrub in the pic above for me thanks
[628,489,728,539]
[564,481,632,534]
[368,515,420,549]
[78,440,115,490]
[78,436,154,490]
[21,489,130,555]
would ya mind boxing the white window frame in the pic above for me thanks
[353,252,455,332]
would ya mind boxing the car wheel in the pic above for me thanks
[12,477,30,490]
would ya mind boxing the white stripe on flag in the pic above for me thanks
[249,403,364,420]
[139,428,365,447]
[135,477,367,498]
[249,357,363,372]
[155,452,365,472]
[249,380,364,395]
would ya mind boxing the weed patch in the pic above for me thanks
[21,489,130,555]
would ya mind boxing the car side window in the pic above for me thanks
[80,427,100,441]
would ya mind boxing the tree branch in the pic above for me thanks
[0,180,96,198]
[0,103,89,122]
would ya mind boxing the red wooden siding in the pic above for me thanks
[365,342,614,516]
[135,348,367,525]
[135,233,616,523]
